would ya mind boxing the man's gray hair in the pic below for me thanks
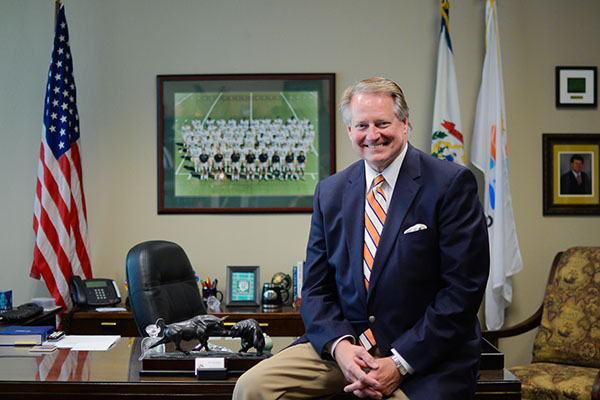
[339,77,410,127]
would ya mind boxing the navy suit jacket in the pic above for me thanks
[298,144,490,399]
[560,170,591,195]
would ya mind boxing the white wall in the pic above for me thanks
[2,0,599,367]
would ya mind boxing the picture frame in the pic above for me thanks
[225,266,260,307]
[542,133,600,215]
[157,73,336,213]
[555,66,597,108]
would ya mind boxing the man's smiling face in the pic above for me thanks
[347,92,409,172]
[571,159,583,173]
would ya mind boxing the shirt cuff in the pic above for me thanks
[391,348,414,374]
[327,335,356,359]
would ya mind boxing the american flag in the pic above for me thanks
[31,3,93,312]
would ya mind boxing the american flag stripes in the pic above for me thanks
[36,350,91,381]
[31,3,92,312]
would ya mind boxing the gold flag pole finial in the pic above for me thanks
[441,1,450,33]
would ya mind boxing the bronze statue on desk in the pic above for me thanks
[149,314,227,354]
[229,319,265,355]
[148,315,265,355]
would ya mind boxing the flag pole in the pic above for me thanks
[34,0,93,311]
[54,0,61,26]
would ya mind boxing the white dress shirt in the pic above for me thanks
[329,144,414,374]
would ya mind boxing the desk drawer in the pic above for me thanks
[215,312,304,337]
[69,318,139,336]
[63,308,304,337]
[65,313,140,336]
[260,319,304,336]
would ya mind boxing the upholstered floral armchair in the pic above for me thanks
[484,247,600,400]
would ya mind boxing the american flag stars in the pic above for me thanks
[43,15,79,160]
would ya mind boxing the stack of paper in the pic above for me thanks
[44,335,121,351]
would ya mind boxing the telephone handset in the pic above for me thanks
[70,276,121,307]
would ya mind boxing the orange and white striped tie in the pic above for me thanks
[359,174,387,350]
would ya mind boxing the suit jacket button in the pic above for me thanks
[368,315,376,323]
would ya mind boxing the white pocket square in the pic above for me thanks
[403,223,427,234]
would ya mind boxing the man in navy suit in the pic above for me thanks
[560,154,591,195]
[233,78,489,400]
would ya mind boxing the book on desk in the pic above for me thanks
[0,325,54,346]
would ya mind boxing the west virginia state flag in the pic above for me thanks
[471,0,523,330]
[431,1,465,165]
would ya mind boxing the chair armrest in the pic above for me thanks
[482,304,543,347]
[593,369,600,400]
[482,251,562,347]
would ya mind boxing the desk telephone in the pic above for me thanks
[70,276,121,307]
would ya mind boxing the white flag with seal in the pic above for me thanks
[471,0,523,330]
[431,0,465,166]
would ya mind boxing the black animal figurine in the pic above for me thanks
[229,318,265,355]
[149,314,226,354]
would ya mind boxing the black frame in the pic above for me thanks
[555,66,597,108]
[225,266,260,307]
[543,133,600,215]
[157,73,336,213]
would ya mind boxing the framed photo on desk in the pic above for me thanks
[226,266,260,307]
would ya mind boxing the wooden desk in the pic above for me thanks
[0,337,520,399]
[476,369,521,399]
[62,306,304,337]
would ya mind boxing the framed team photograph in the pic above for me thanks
[542,133,600,215]
[225,266,260,307]
[555,66,597,108]
[157,73,336,213]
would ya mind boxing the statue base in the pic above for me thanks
[140,350,270,378]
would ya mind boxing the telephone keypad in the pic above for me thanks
[94,289,107,301]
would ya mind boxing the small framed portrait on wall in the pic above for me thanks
[543,133,600,215]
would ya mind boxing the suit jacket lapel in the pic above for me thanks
[368,144,422,299]
[343,162,368,302]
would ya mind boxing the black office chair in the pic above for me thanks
[125,240,206,336]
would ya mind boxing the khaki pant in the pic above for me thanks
[233,342,409,400]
